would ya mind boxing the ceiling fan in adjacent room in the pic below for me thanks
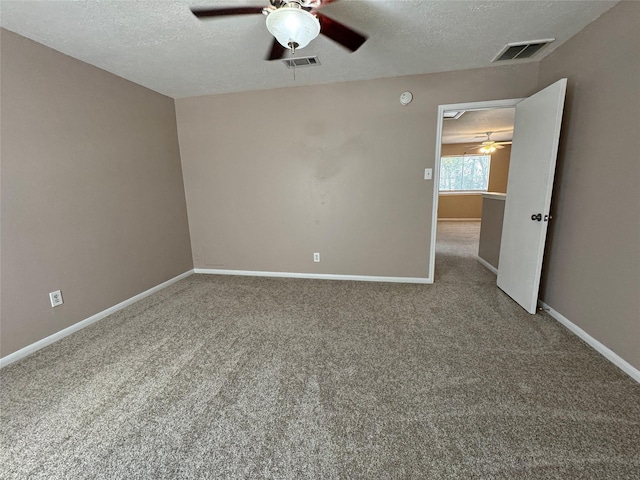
[470,132,512,153]
[190,0,368,60]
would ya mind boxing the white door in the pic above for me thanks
[497,79,567,313]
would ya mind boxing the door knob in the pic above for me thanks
[531,213,542,221]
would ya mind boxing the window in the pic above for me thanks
[439,155,490,192]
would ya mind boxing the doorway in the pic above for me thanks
[430,99,521,282]
[431,80,567,314]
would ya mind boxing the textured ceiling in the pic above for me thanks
[442,108,516,144]
[0,1,618,98]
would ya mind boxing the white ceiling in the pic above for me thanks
[0,1,618,98]
[442,108,516,144]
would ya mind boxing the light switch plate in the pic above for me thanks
[424,168,433,180]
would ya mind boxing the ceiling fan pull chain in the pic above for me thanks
[290,43,296,81]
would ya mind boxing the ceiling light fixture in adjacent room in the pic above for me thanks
[470,132,511,153]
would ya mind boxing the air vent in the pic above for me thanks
[493,39,554,62]
[283,56,321,68]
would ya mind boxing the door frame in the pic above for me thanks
[429,98,523,282]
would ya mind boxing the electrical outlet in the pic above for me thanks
[313,252,320,263]
[49,290,63,307]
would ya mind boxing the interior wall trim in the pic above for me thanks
[476,256,498,275]
[539,300,640,383]
[195,269,432,284]
[0,269,195,369]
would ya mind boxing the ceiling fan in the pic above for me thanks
[190,0,368,60]
[470,132,512,153]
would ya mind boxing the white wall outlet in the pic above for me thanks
[49,290,63,307]
[313,252,320,263]
[424,168,433,180]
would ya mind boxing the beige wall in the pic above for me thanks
[0,30,193,357]
[437,143,511,218]
[537,2,640,369]
[486,145,511,194]
[478,197,506,269]
[176,65,537,278]
[438,195,483,219]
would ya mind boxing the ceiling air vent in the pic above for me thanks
[493,39,554,62]
[283,56,321,68]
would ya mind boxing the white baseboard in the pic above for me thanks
[538,300,640,383]
[194,268,432,284]
[0,269,195,369]
[476,256,498,274]
[437,218,481,222]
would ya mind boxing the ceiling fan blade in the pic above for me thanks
[191,6,264,18]
[316,13,367,52]
[266,38,287,61]
[496,141,512,145]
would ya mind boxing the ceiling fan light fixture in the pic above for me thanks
[266,6,320,51]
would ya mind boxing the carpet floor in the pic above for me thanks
[1,222,639,479]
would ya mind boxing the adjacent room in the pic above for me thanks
[1,1,639,478]
[436,107,515,273]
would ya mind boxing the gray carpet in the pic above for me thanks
[1,221,639,479]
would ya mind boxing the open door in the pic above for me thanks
[497,79,567,313]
